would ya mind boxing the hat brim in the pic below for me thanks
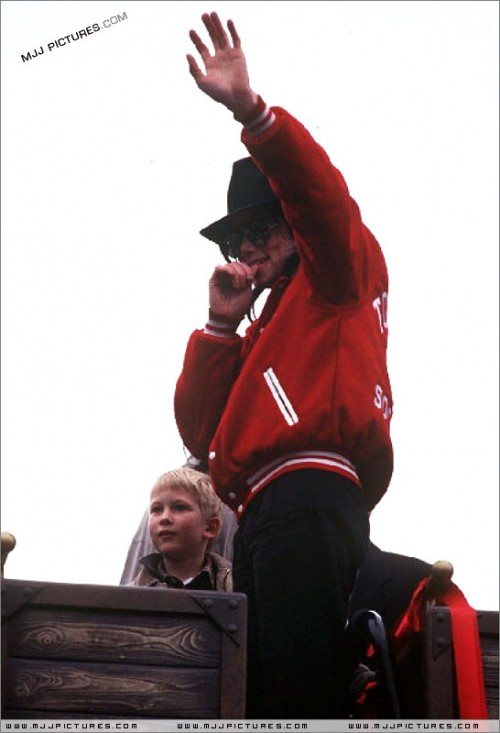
[200,200,279,247]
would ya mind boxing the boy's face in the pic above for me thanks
[148,485,219,560]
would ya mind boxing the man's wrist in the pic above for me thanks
[231,89,259,121]
[234,95,276,135]
[204,309,241,338]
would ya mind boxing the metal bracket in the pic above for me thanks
[190,593,245,647]
[1,581,44,620]
[431,606,453,660]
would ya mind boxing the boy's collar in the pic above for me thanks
[140,552,213,587]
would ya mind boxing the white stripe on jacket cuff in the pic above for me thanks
[245,104,276,136]
[204,318,238,338]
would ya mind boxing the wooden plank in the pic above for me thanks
[2,579,217,616]
[3,710,133,719]
[475,611,498,720]
[219,622,246,718]
[424,607,499,720]
[7,607,220,667]
[478,612,499,720]
[2,579,248,719]
[477,611,500,636]
[2,619,9,719]
[3,709,166,719]
[5,658,220,718]
[423,607,457,718]
[3,580,247,650]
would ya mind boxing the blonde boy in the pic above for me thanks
[131,467,232,591]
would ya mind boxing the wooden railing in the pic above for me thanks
[2,578,247,719]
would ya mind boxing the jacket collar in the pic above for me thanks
[139,552,215,588]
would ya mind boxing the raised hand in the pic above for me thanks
[209,262,255,320]
[187,12,258,119]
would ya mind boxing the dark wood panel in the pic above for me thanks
[7,607,220,667]
[2,581,246,651]
[482,637,499,720]
[219,630,246,717]
[483,650,499,686]
[3,709,147,719]
[477,611,500,636]
[2,580,214,615]
[479,614,499,720]
[2,579,248,719]
[424,606,499,720]
[5,658,220,717]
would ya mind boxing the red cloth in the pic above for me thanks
[392,578,487,719]
[442,584,488,719]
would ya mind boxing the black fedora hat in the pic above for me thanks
[200,157,279,247]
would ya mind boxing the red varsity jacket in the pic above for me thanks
[174,106,393,518]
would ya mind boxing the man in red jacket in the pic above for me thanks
[175,11,393,718]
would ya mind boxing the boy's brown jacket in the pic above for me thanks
[129,551,233,592]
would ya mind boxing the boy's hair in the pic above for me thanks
[150,467,222,522]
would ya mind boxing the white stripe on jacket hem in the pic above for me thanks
[246,450,360,497]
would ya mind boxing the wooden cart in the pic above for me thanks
[1,578,247,719]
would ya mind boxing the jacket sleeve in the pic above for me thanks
[242,107,387,305]
[174,329,244,460]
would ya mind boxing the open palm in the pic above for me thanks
[187,13,256,118]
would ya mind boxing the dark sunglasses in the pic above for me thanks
[223,219,282,260]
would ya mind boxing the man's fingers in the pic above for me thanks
[186,54,203,80]
[189,29,210,60]
[229,262,254,286]
[227,19,241,48]
[213,263,253,291]
[190,14,238,70]
[201,12,230,50]
[209,12,230,48]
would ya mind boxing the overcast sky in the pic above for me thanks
[1,0,498,611]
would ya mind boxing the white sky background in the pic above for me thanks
[1,0,498,610]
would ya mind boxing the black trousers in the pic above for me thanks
[233,469,369,719]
